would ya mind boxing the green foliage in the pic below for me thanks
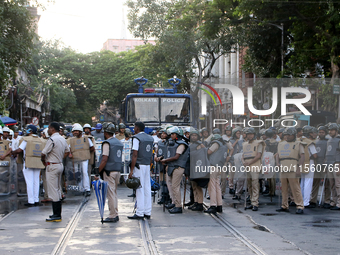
[0,0,37,90]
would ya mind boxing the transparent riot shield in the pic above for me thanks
[65,157,83,195]
[17,163,26,196]
[10,157,17,194]
[0,161,10,196]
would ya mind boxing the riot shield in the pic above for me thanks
[233,153,246,180]
[0,161,10,196]
[260,152,276,179]
[65,157,83,195]
[16,163,26,196]
[10,157,17,194]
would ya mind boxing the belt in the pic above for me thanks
[244,157,255,160]
[46,162,61,165]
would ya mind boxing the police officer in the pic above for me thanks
[264,129,279,196]
[222,126,233,142]
[205,134,232,214]
[83,123,92,136]
[276,127,305,214]
[277,128,286,141]
[128,121,154,219]
[201,127,211,147]
[161,126,189,214]
[115,123,126,141]
[242,128,265,211]
[41,122,70,222]
[309,126,328,207]
[155,129,170,205]
[324,123,340,210]
[188,129,209,211]
[84,124,96,189]
[95,123,123,222]
[91,123,105,141]
[300,125,317,207]
[12,125,45,207]
[69,123,95,196]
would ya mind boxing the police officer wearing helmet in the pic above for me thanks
[83,124,92,136]
[222,126,233,142]
[41,122,70,222]
[278,128,286,141]
[91,123,105,141]
[205,134,233,214]
[276,127,305,214]
[242,127,265,211]
[300,125,317,207]
[161,126,189,214]
[116,123,126,141]
[310,126,328,207]
[12,125,45,207]
[94,123,123,222]
[324,123,340,210]
[69,123,95,196]
[128,121,154,219]
[0,127,12,161]
[201,127,211,147]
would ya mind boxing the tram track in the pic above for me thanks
[51,197,88,255]
[184,184,267,255]
[139,219,159,255]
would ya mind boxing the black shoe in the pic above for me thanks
[165,203,175,209]
[305,203,316,208]
[103,216,119,223]
[276,207,289,212]
[127,214,144,220]
[191,204,203,211]
[323,203,331,209]
[128,193,136,198]
[24,203,35,207]
[252,206,258,211]
[330,206,340,210]
[204,206,216,214]
[169,207,182,214]
[296,209,304,214]
[246,204,253,209]
[46,216,62,222]
[184,201,195,207]
[85,191,91,197]
[144,215,151,219]
[232,195,241,200]
[34,202,43,206]
[289,201,296,206]
[216,205,223,213]
[207,196,210,200]
[222,195,225,199]
[188,202,198,210]
[229,189,235,195]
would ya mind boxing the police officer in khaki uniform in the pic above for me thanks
[95,123,123,222]
[115,123,126,141]
[276,127,305,214]
[41,122,70,222]
[242,128,265,211]
[264,129,278,196]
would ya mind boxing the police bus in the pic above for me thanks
[120,77,192,133]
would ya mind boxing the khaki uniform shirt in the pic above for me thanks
[42,133,70,163]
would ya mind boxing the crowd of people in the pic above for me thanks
[1,120,339,223]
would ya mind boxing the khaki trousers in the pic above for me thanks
[280,172,304,209]
[220,171,228,196]
[310,171,324,204]
[192,181,203,204]
[228,170,235,189]
[46,163,63,202]
[247,172,260,207]
[165,167,173,200]
[168,167,185,207]
[326,165,340,207]
[324,178,335,206]
[104,171,120,218]
[41,169,49,199]
[235,178,245,196]
[208,169,222,207]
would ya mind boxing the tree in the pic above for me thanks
[0,1,37,91]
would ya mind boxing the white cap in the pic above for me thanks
[43,128,50,138]
[83,123,91,129]
[72,123,83,132]
[2,127,10,133]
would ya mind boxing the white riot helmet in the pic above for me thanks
[43,128,50,138]
[0,127,2,134]
[2,127,10,133]
[83,123,91,129]
[9,130,14,136]
[72,123,83,132]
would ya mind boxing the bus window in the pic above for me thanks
[160,97,190,123]
[127,97,159,123]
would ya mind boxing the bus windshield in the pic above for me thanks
[126,96,190,123]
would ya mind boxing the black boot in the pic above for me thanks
[216,205,222,213]
[46,201,62,222]
[188,202,198,210]
[191,203,203,211]
[204,206,217,214]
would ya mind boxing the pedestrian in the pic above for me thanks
[128,121,154,219]
[41,122,70,222]
[12,125,45,207]
[95,123,123,223]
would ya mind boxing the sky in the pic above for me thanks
[38,0,135,53]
